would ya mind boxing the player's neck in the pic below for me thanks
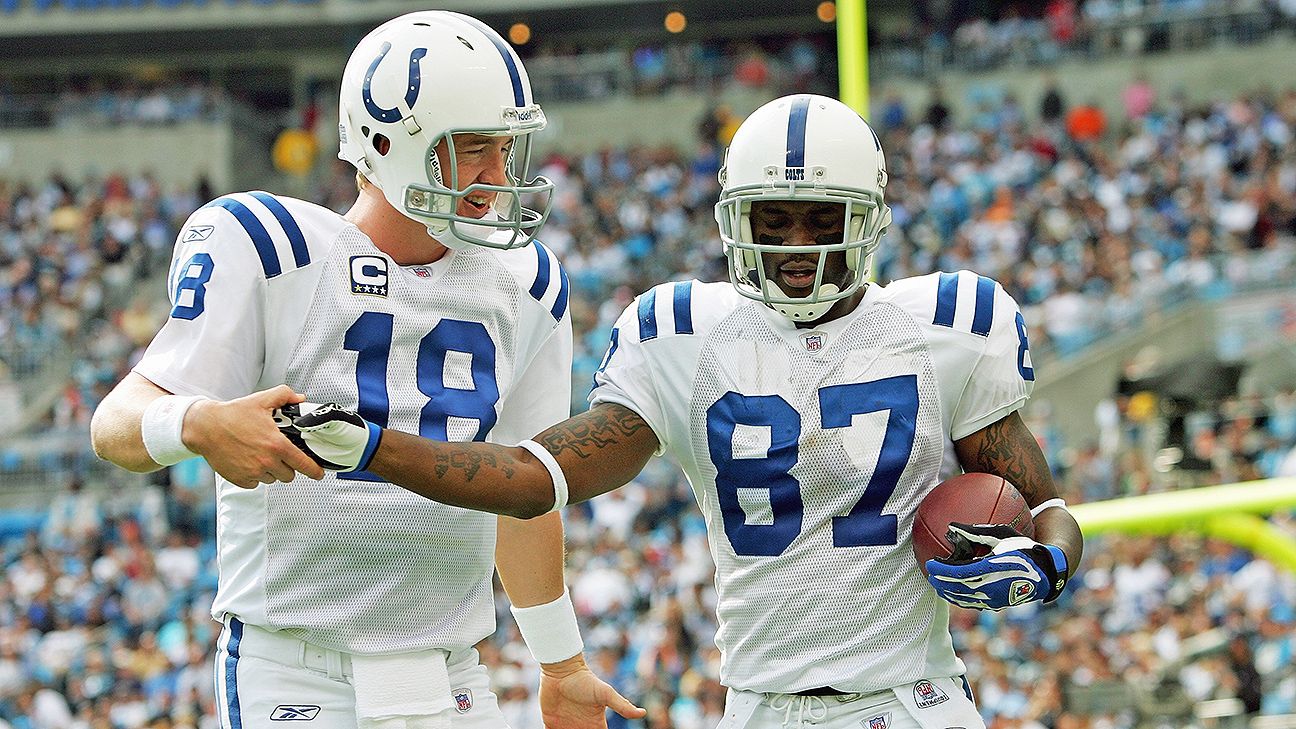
[794,286,867,329]
[345,188,450,266]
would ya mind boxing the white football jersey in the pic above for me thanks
[590,272,1036,693]
[135,191,573,654]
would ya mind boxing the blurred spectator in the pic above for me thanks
[731,46,770,88]
[878,90,909,132]
[1039,74,1067,124]
[1066,99,1108,141]
[1230,633,1264,715]
[925,84,953,130]
[1121,73,1157,120]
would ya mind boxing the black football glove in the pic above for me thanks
[924,523,1069,610]
[271,402,381,473]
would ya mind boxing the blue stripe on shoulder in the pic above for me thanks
[638,288,659,342]
[933,272,958,328]
[527,242,568,321]
[225,618,243,729]
[248,191,309,269]
[204,197,281,278]
[550,265,570,321]
[529,241,551,301]
[971,276,995,336]
[672,281,693,335]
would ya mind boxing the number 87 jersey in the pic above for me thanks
[590,270,1036,695]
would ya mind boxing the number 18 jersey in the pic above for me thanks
[590,272,1035,694]
[134,191,573,654]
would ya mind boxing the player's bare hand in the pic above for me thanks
[183,386,327,487]
[539,654,644,729]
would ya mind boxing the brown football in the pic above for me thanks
[912,472,1035,577]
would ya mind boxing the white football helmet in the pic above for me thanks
[338,11,552,250]
[715,94,892,321]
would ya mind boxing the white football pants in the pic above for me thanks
[215,617,509,729]
[720,676,985,729]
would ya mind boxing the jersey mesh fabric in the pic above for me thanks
[264,228,521,654]
[684,302,963,694]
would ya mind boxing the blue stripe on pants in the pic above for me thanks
[225,618,244,729]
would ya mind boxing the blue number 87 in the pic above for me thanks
[705,375,918,557]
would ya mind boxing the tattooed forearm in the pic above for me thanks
[956,411,1055,505]
[537,403,651,461]
[429,450,517,483]
[369,403,657,517]
[956,411,1084,569]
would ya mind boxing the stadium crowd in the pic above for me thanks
[0,173,208,473]
[0,85,224,130]
[0,75,1294,727]
[880,0,1296,77]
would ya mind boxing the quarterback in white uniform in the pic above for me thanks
[91,11,641,729]
[285,95,1085,729]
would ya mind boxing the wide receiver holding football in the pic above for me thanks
[287,95,1084,729]
[90,11,641,729]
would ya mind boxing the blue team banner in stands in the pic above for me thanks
[2,0,318,13]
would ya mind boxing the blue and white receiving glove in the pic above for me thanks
[925,523,1069,611]
[272,402,382,473]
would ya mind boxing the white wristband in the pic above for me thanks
[511,588,584,664]
[518,439,569,513]
[1030,498,1069,518]
[141,395,207,466]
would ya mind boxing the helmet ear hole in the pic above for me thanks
[373,134,391,156]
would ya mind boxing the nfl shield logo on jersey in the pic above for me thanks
[453,689,473,713]
[865,713,890,729]
[913,680,949,709]
[800,332,825,352]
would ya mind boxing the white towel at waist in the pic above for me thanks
[351,649,454,728]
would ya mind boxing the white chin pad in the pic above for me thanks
[763,280,839,322]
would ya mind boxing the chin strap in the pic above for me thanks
[762,280,839,322]
[423,208,505,250]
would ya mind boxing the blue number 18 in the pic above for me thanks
[341,312,499,482]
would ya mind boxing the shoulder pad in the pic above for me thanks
[885,270,1004,338]
[197,191,327,279]
[514,240,570,322]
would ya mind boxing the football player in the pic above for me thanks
[282,95,1084,729]
[90,11,642,729]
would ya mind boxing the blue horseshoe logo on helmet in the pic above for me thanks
[362,41,428,123]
